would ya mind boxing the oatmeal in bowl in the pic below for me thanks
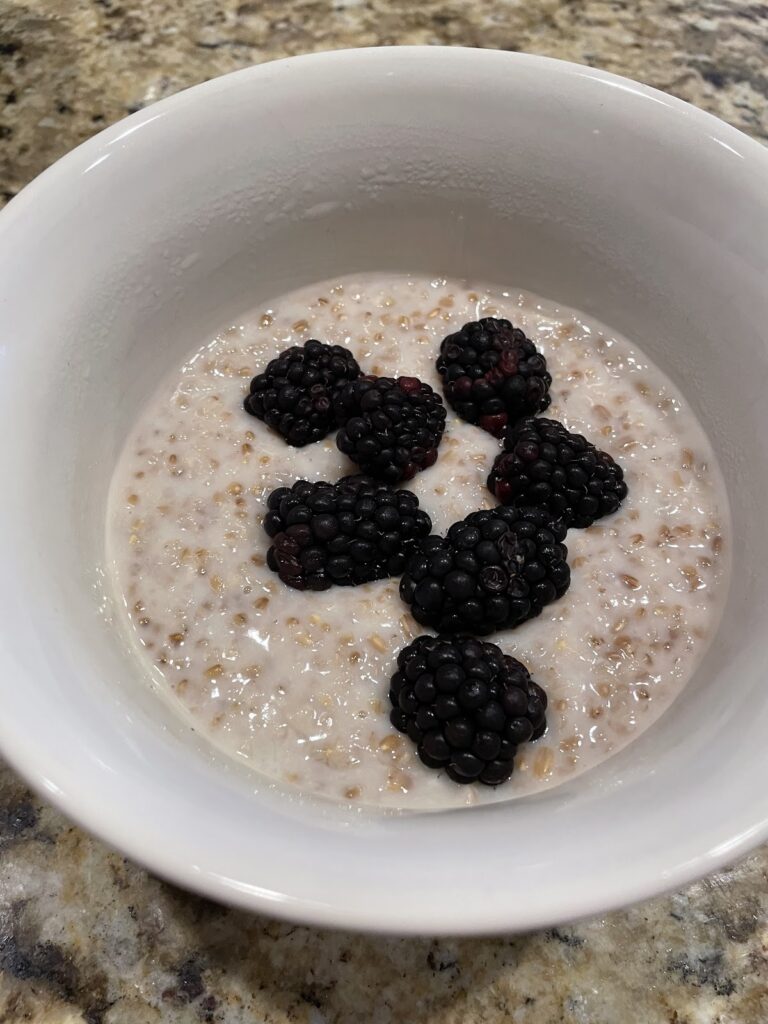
[2,47,766,932]
[107,274,728,810]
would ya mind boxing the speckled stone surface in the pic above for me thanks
[1,1,768,1021]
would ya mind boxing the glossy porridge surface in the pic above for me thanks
[106,274,729,809]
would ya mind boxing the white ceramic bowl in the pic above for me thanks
[0,47,766,935]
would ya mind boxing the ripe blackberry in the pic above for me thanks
[436,317,551,436]
[263,475,432,591]
[389,635,547,785]
[244,339,361,446]
[488,417,628,528]
[334,375,446,483]
[399,507,570,635]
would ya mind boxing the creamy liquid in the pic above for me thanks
[106,275,729,809]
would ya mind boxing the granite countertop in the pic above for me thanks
[1,1,767,1021]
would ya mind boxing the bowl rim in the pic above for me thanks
[1,45,768,935]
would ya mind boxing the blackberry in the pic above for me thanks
[399,506,570,635]
[488,417,628,528]
[436,317,552,436]
[264,475,432,591]
[244,339,361,446]
[389,635,547,785]
[334,375,446,483]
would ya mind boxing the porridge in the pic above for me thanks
[105,274,729,809]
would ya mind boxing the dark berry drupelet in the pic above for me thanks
[399,506,570,635]
[263,475,432,591]
[389,635,547,785]
[244,339,361,446]
[334,375,446,483]
[436,317,551,437]
[488,417,628,528]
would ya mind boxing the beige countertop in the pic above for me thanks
[1,2,767,1021]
